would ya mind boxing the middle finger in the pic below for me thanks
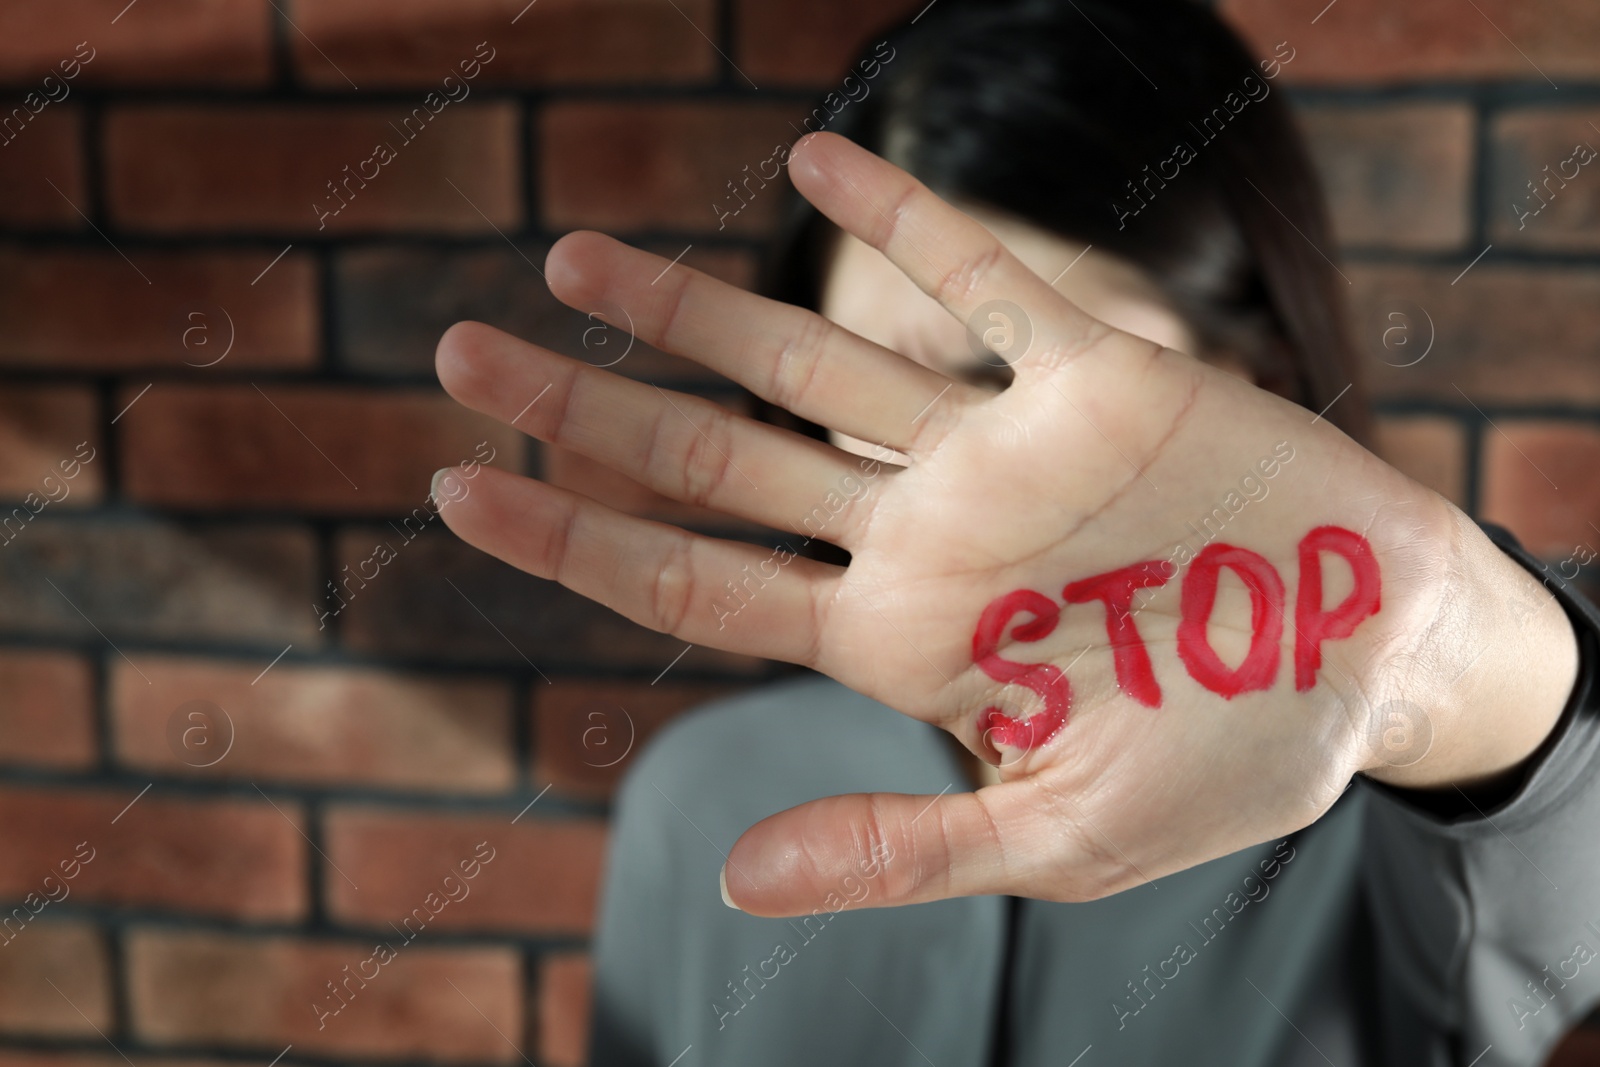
[544,230,985,453]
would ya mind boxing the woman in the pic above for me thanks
[430,1,1600,1064]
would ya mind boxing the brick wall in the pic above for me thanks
[0,2,1596,1067]
[1224,0,1600,587]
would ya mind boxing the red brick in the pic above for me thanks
[0,785,305,921]
[1221,0,1600,84]
[334,525,766,673]
[1489,107,1600,250]
[0,386,102,504]
[119,384,519,513]
[290,0,714,88]
[1301,104,1474,251]
[537,953,592,1067]
[541,102,806,235]
[0,518,319,646]
[736,0,920,84]
[337,245,554,377]
[1547,1025,1600,1067]
[324,807,606,935]
[105,104,521,234]
[0,1054,141,1067]
[110,656,515,793]
[1480,421,1600,559]
[335,244,753,381]
[0,651,96,770]
[0,105,85,229]
[0,247,317,371]
[1348,265,1600,406]
[0,1055,273,1067]
[127,929,522,1062]
[1372,415,1468,508]
[0,2,272,87]
[0,922,110,1037]
[533,679,743,798]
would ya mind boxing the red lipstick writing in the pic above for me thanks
[973,525,1381,751]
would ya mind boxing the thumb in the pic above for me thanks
[720,789,1024,916]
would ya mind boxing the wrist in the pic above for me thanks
[1361,507,1579,792]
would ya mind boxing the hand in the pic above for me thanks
[433,132,1579,915]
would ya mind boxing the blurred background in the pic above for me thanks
[0,0,1597,1065]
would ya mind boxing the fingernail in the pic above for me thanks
[430,468,453,504]
[720,866,739,910]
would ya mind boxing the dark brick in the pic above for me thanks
[736,0,920,85]
[0,1055,241,1067]
[0,923,111,1037]
[0,386,102,504]
[0,247,318,371]
[291,0,715,88]
[541,102,807,235]
[0,2,272,87]
[0,105,86,229]
[1548,1027,1600,1067]
[111,656,516,793]
[1489,107,1600,250]
[120,384,519,514]
[1301,103,1475,251]
[533,678,744,798]
[336,243,756,380]
[105,104,521,234]
[1348,264,1600,405]
[0,651,96,770]
[1221,0,1600,84]
[334,525,764,673]
[127,929,521,1061]
[0,517,319,646]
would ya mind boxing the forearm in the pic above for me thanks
[1357,523,1600,1065]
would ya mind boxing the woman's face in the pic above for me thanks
[818,204,1243,457]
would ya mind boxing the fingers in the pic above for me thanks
[786,133,1122,375]
[721,783,1128,914]
[437,320,889,549]
[436,465,841,663]
[544,230,983,453]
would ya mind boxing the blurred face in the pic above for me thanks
[818,204,1244,457]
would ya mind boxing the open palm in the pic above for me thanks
[435,132,1477,915]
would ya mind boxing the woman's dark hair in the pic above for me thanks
[759,0,1370,445]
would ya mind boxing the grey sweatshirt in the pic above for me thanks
[588,524,1600,1067]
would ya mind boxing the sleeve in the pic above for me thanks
[587,745,684,1067]
[1358,522,1600,1067]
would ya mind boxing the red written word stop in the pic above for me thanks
[973,525,1380,751]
